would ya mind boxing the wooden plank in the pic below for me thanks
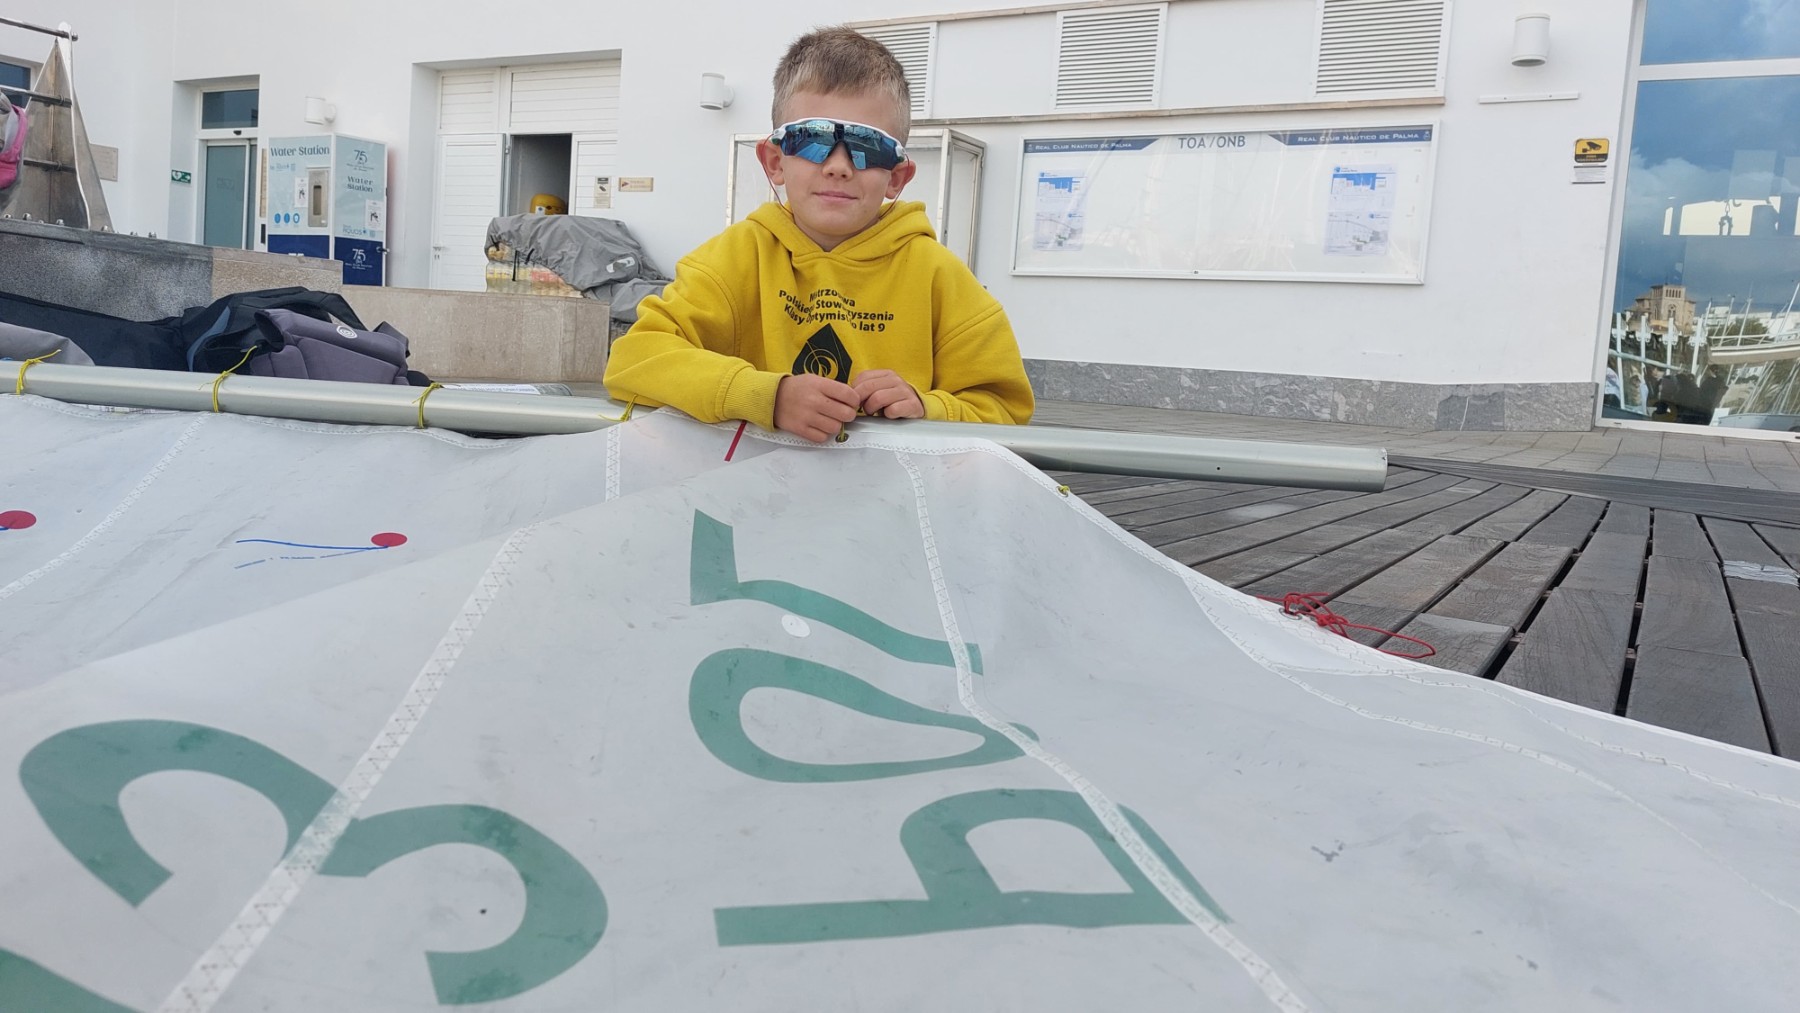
[1651,510,1713,560]
[1738,609,1800,756]
[1331,603,1419,649]
[1517,495,1607,548]
[1496,588,1635,713]
[1336,534,1505,613]
[1392,613,1512,677]
[1242,527,1439,600]
[1626,646,1770,753]
[1724,571,1800,619]
[1127,489,1360,549]
[1459,489,1568,541]
[1207,483,1496,570]
[1078,480,1204,506]
[1752,523,1800,569]
[1558,531,1646,595]
[1053,472,1173,495]
[1327,480,1493,533]
[1428,542,1573,630]
[1400,484,1531,535]
[1093,468,1433,526]
[1702,518,1799,615]
[1699,514,1800,611]
[1109,485,1324,529]
[1100,484,1276,519]
[1392,457,1800,526]
[1702,517,1787,567]
[1597,502,1650,536]
[1162,473,1471,566]
[1195,549,1313,589]
[1637,555,1739,659]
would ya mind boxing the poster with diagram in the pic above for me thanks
[1326,164,1397,256]
[1033,171,1087,251]
[1012,125,1437,283]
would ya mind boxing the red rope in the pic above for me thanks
[1256,592,1436,660]
[724,420,748,461]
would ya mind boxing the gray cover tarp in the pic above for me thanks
[3,395,1800,1011]
[0,321,95,365]
[485,214,669,322]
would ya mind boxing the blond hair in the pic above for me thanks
[770,26,912,141]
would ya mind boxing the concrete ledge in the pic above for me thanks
[341,288,609,383]
[1026,359,1597,432]
[211,246,342,300]
[1,219,346,320]
[1,218,212,319]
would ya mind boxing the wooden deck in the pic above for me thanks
[1056,465,1800,756]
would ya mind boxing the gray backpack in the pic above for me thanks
[246,308,418,385]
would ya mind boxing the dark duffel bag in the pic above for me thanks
[0,288,186,370]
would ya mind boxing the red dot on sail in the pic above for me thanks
[370,532,408,548]
[0,510,37,530]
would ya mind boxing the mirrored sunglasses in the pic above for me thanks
[769,118,908,171]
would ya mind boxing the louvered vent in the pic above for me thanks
[860,23,935,118]
[1056,5,1165,110]
[1316,0,1448,96]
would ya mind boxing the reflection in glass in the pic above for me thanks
[201,89,259,129]
[1611,76,1800,429]
[0,61,29,108]
[202,143,249,248]
[1642,0,1800,65]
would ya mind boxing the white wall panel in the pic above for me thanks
[508,62,620,133]
[438,69,500,133]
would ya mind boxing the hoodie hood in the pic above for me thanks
[747,200,935,262]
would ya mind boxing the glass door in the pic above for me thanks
[201,140,256,249]
[1606,1,1800,433]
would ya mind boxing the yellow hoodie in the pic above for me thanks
[604,201,1034,429]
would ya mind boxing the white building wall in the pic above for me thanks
[3,0,1635,399]
[0,4,175,237]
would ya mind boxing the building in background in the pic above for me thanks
[2,0,1796,435]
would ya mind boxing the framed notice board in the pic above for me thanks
[1012,123,1439,284]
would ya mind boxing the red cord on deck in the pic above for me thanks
[1257,592,1436,660]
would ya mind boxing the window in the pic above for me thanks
[1642,0,1800,65]
[1603,3,1800,432]
[201,88,259,129]
[1,59,30,108]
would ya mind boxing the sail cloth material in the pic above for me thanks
[2,394,1798,1012]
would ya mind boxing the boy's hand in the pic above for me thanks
[851,370,925,419]
[775,373,860,443]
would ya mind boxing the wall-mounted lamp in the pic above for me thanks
[699,72,735,110]
[303,96,338,125]
[1512,13,1551,67]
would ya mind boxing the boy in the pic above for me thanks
[602,26,1034,443]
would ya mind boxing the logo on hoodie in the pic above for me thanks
[792,324,853,381]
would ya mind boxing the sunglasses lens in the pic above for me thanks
[779,122,840,163]
[775,120,904,170]
[841,124,902,170]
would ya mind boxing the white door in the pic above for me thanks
[570,133,617,218]
[429,134,503,291]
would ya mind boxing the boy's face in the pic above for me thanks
[757,89,917,252]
